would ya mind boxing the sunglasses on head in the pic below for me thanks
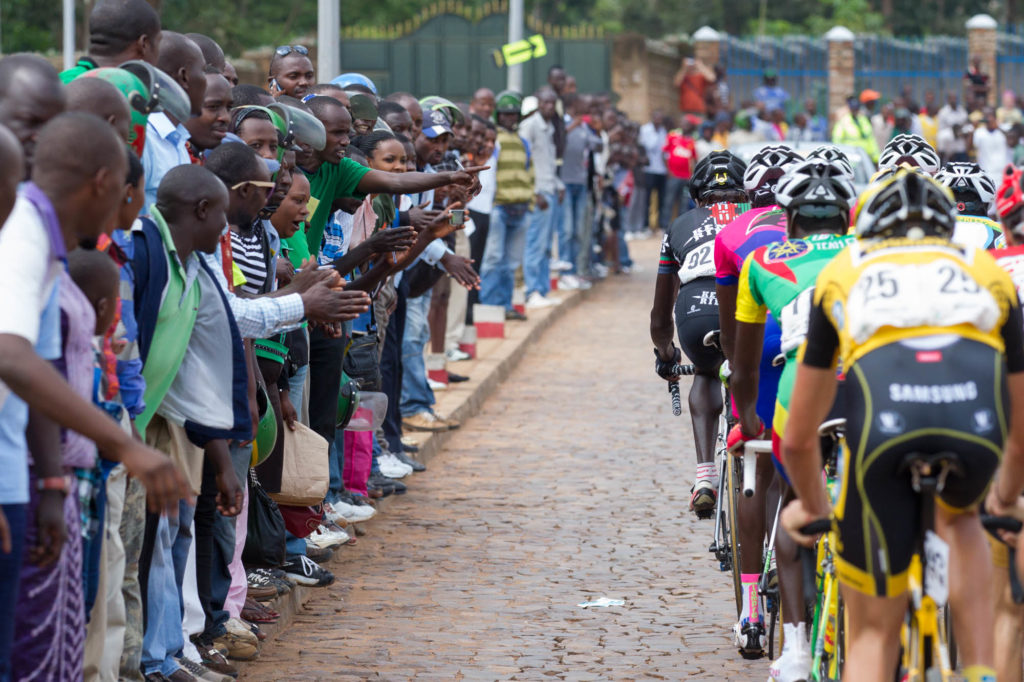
[231,180,276,199]
[275,45,309,57]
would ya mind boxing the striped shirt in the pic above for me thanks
[230,224,269,295]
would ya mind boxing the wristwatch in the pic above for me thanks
[36,476,70,495]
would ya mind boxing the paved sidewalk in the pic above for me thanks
[243,237,758,680]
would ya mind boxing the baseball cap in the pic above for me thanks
[860,89,881,103]
[422,109,453,139]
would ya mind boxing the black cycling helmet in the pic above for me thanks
[689,150,747,203]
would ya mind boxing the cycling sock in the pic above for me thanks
[695,462,717,487]
[780,622,807,654]
[962,665,996,682]
[740,573,761,621]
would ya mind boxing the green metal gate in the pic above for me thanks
[339,1,610,100]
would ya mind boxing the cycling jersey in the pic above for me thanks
[991,244,1024,299]
[801,237,1024,597]
[952,214,1005,250]
[804,237,1024,371]
[659,202,750,285]
[735,233,854,449]
[714,206,787,286]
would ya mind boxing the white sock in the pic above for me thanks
[695,462,717,488]
[780,622,808,655]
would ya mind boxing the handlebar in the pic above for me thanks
[740,439,773,497]
[982,514,1024,534]
[668,381,681,416]
[797,518,832,606]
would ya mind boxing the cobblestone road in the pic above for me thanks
[244,238,759,680]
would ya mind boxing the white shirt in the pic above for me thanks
[467,149,498,215]
[973,126,1010,184]
[638,122,668,174]
[0,196,62,345]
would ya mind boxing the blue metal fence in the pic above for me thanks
[722,35,828,114]
[998,34,1024,101]
[854,36,967,103]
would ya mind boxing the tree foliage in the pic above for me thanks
[0,0,1012,56]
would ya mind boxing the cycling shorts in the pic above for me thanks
[835,336,1005,597]
[675,279,722,374]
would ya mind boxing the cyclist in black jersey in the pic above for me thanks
[651,151,747,515]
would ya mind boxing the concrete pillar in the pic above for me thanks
[825,26,855,128]
[693,26,721,68]
[966,13,998,107]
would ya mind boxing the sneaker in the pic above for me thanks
[304,542,333,563]
[211,632,259,662]
[245,570,277,600]
[144,674,172,682]
[558,274,581,290]
[592,263,609,279]
[427,377,448,391]
[447,371,469,383]
[307,523,349,549]
[326,499,375,523]
[445,348,471,362]
[552,259,574,272]
[769,640,812,682]
[733,618,767,657]
[505,308,527,321]
[196,648,238,678]
[225,617,259,644]
[378,453,413,479]
[253,568,291,594]
[281,555,335,587]
[165,670,198,682]
[368,472,406,495]
[403,411,449,432]
[400,437,420,452]
[176,657,233,682]
[392,449,426,472]
[435,412,460,430]
[525,291,557,309]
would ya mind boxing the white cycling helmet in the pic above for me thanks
[933,161,996,215]
[775,160,857,217]
[742,145,804,193]
[877,134,941,175]
[804,145,854,180]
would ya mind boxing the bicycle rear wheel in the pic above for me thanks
[727,453,743,618]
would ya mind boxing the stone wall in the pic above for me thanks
[611,34,679,123]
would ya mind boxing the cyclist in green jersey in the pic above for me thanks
[731,159,856,678]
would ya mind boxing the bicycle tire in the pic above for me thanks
[942,603,957,671]
[714,452,733,573]
[767,599,784,661]
[727,453,744,618]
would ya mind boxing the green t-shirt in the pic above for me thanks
[735,232,853,433]
[291,158,370,262]
[59,57,98,84]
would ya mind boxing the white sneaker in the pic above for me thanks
[768,642,811,682]
[592,263,609,278]
[552,259,574,272]
[427,378,447,391]
[307,524,349,549]
[445,348,471,362]
[328,499,375,523]
[525,291,557,309]
[225,617,259,645]
[378,453,413,479]
[558,274,580,290]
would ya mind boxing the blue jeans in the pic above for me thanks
[400,290,434,417]
[0,503,26,682]
[142,501,195,676]
[562,183,588,275]
[524,191,558,298]
[618,230,633,268]
[663,175,690,226]
[328,436,345,504]
[285,532,306,559]
[479,203,529,310]
[287,362,307,406]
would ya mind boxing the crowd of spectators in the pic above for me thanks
[0,2,655,681]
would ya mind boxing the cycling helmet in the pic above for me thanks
[804,145,854,180]
[81,67,151,155]
[329,72,378,96]
[742,145,803,193]
[854,168,956,240]
[933,161,996,216]
[775,160,856,222]
[997,165,1024,219]
[495,90,523,115]
[336,372,361,429]
[250,385,279,467]
[689,150,747,202]
[877,134,941,175]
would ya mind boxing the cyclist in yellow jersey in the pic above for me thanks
[780,169,1024,682]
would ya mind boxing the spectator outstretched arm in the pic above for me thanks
[355,166,488,196]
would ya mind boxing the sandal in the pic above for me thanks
[242,598,279,624]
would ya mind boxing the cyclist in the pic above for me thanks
[731,159,856,682]
[714,143,802,656]
[877,133,941,175]
[987,163,1024,682]
[935,160,1004,250]
[781,168,1024,682]
[651,151,749,516]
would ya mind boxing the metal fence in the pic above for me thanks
[854,36,967,103]
[721,35,829,114]
[998,33,1024,101]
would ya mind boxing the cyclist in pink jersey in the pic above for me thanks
[713,144,801,658]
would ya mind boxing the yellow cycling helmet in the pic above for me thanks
[854,168,956,241]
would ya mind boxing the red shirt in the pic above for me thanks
[663,132,696,179]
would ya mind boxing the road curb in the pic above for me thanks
[239,284,592,656]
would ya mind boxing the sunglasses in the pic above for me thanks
[275,45,309,57]
[231,180,276,199]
